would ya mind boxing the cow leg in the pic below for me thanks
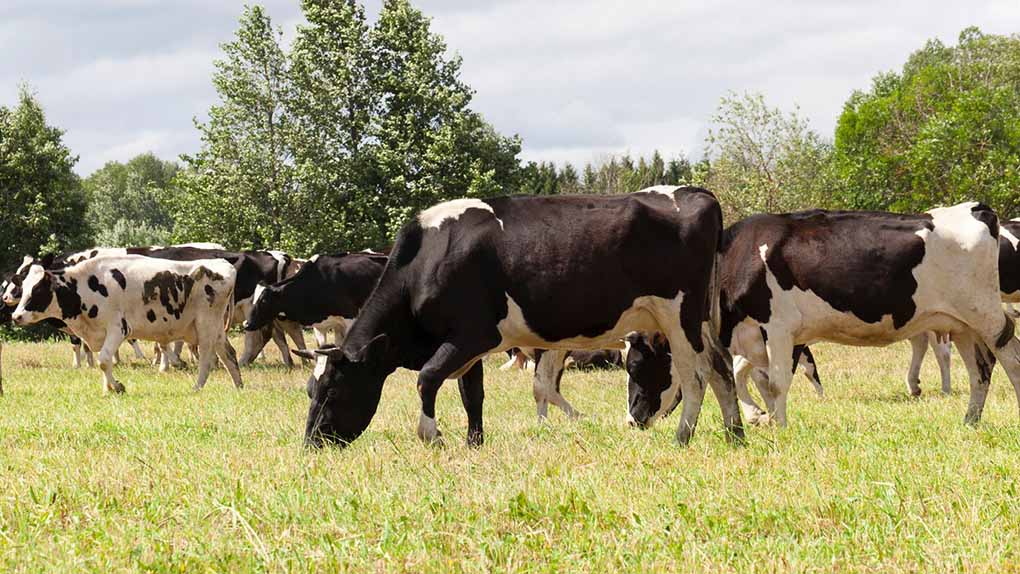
[239,324,270,366]
[750,369,777,413]
[416,339,494,445]
[1007,303,1020,319]
[457,361,485,447]
[954,330,995,426]
[193,343,218,391]
[762,330,795,427]
[216,337,244,389]
[905,333,928,397]
[931,332,953,395]
[151,343,162,367]
[313,328,328,348]
[271,324,295,369]
[128,339,146,361]
[85,346,96,368]
[733,354,767,424]
[97,330,126,394]
[281,321,310,363]
[984,321,1020,419]
[532,349,579,420]
[71,338,83,368]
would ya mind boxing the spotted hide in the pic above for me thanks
[629,202,1020,430]
[11,255,241,394]
[300,186,743,449]
[244,252,388,350]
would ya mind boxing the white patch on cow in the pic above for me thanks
[1002,225,1020,250]
[15,255,34,276]
[310,254,321,263]
[268,251,289,281]
[758,243,769,262]
[252,284,268,311]
[175,242,226,250]
[313,354,329,380]
[638,186,682,209]
[418,198,503,230]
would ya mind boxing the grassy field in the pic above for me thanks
[3,337,1020,572]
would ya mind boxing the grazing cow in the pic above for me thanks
[244,252,388,349]
[628,203,1020,429]
[905,219,1020,396]
[300,187,744,448]
[564,349,623,370]
[11,255,242,393]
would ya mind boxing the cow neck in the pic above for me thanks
[341,283,415,372]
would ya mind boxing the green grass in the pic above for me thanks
[3,337,1020,572]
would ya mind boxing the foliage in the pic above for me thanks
[0,87,90,271]
[702,92,835,222]
[832,28,1020,215]
[517,151,694,197]
[169,5,295,252]
[169,0,521,254]
[83,153,178,247]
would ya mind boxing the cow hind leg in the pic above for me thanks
[533,349,578,421]
[905,333,928,397]
[733,355,767,425]
[97,330,126,394]
[129,339,146,361]
[750,369,777,414]
[457,361,485,447]
[931,333,953,395]
[984,320,1020,420]
[193,343,218,391]
[762,329,795,427]
[954,330,995,426]
[216,337,244,389]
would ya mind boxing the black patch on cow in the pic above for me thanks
[23,273,54,313]
[146,309,157,323]
[110,269,127,290]
[998,221,1020,298]
[89,250,98,259]
[87,275,108,297]
[759,326,768,343]
[975,344,995,385]
[53,277,82,320]
[971,203,999,239]
[87,305,98,319]
[995,314,1015,349]
[121,318,129,337]
[791,345,804,373]
[393,221,423,268]
[204,284,216,304]
[720,210,934,345]
[142,271,195,321]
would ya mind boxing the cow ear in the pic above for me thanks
[345,334,390,363]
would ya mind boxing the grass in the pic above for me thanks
[3,337,1020,572]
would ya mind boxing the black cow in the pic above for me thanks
[300,187,744,448]
[627,203,1020,429]
[244,252,388,348]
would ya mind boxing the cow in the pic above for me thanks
[905,218,1020,396]
[626,203,1020,429]
[0,278,11,395]
[299,187,744,448]
[11,255,242,393]
[243,252,388,349]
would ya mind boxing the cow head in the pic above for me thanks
[11,265,57,326]
[243,283,279,332]
[295,335,393,448]
[624,332,680,429]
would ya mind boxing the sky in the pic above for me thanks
[2,0,1019,176]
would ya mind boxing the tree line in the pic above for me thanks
[3,8,1019,274]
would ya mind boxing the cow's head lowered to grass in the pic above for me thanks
[294,335,395,447]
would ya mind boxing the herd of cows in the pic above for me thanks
[3,185,1020,450]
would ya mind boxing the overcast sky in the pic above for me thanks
[3,0,1019,176]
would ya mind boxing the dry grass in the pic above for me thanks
[2,336,1020,572]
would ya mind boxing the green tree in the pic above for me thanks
[83,152,178,247]
[0,87,90,270]
[832,28,1020,215]
[169,5,294,251]
[703,91,834,221]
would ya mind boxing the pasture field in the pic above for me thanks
[3,338,1020,573]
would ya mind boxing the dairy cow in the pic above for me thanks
[244,251,388,348]
[299,187,744,448]
[627,203,1020,429]
[11,255,242,393]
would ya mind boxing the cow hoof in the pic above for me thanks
[725,425,746,445]
[754,413,775,426]
[675,427,695,447]
[909,388,922,398]
[466,430,484,448]
[417,414,443,445]
[109,382,126,394]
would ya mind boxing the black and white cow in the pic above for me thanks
[627,203,1020,429]
[300,188,744,448]
[904,218,1020,396]
[11,255,242,393]
[243,252,388,348]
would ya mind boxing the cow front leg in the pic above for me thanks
[733,354,767,424]
[416,339,494,445]
[532,349,578,420]
[239,324,270,366]
[905,333,928,397]
[70,338,83,368]
[955,330,995,426]
[271,323,295,369]
[128,339,146,361]
[97,330,126,394]
[763,330,795,427]
[697,332,744,444]
[931,333,953,395]
[457,361,485,447]
[281,321,310,363]
[193,344,219,391]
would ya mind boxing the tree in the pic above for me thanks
[83,153,178,247]
[168,5,294,251]
[0,87,90,271]
[832,28,1020,215]
[703,91,834,221]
